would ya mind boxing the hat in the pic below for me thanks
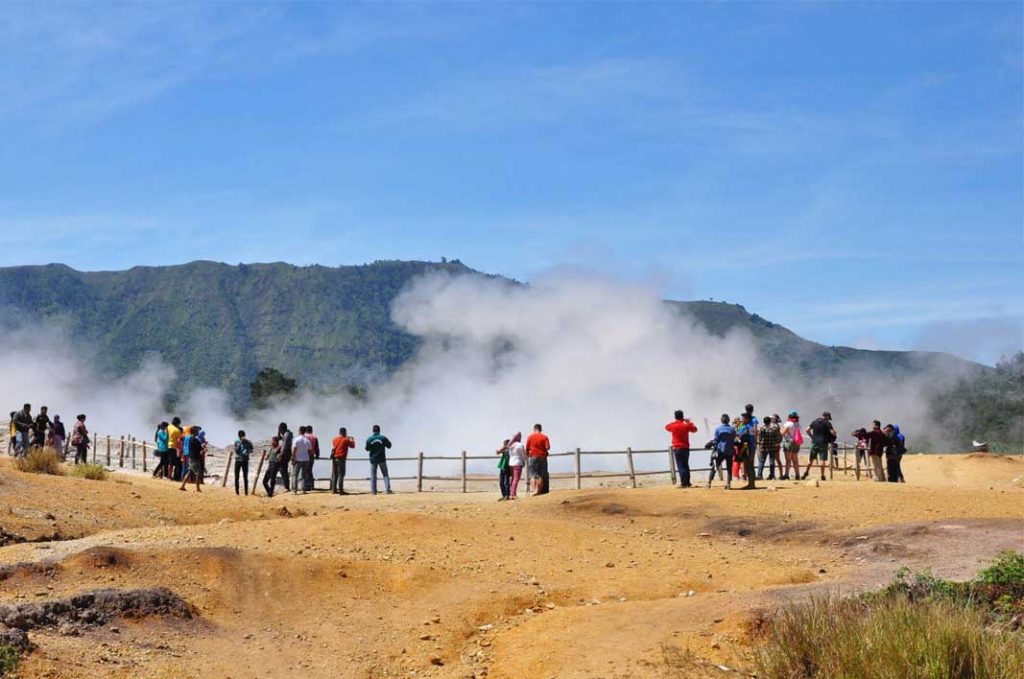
[788,411,798,418]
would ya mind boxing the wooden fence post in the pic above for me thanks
[668,447,677,485]
[252,450,266,496]
[574,448,582,490]
[141,441,147,473]
[118,436,125,468]
[130,437,136,469]
[417,452,424,492]
[221,451,233,488]
[106,435,111,466]
[626,447,636,488]
[461,450,467,493]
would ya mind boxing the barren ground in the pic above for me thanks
[1,453,1022,678]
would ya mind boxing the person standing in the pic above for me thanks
[665,410,698,488]
[234,430,254,495]
[153,422,170,478]
[780,412,802,480]
[71,414,89,464]
[330,427,354,495]
[277,423,293,492]
[32,406,51,449]
[893,425,906,483]
[804,412,836,481]
[291,426,313,495]
[507,432,526,500]
[496,439,512,501]
[737,412,758,489]
[304,425,319,491]
[708,414,736,489]
[50,415,66,458]
[866,420,887,482]
[167,417,183,481]
[262,436,283,497]
[13,404,32,456]
[365,425,393,495]
[851,427,870,480]
[743,404,760,477]
[526,423,551,496]
[178,426,203,492]
[756,416,782,480]
[884,424,906,483]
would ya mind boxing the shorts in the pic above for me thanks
[528,456,547,476]
[783,441,800,455]
[187,457,202,475]
[810,443,829,461]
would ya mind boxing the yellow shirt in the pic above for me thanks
[167,424,182,450]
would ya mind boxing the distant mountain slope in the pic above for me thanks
[0,261,983,409]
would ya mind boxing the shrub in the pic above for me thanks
[978,552,1024,585]
[13,448,64,476]
[0,644,19,676]
[69,463,108,481]
[753,593,1024,679]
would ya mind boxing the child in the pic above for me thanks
[496,439,511,501]
[263,436,283,497]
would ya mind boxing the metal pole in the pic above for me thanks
[626,447,636,488]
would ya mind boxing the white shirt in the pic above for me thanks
[292,435,312,462]
[507,441,527,467]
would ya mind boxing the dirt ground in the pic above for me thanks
[1,453,1022,678]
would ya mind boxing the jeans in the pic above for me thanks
[331,458,347,493]
[278,457,290,491]
[499,467,511,498]
[305,458,317,491]
[672,448,691,487]
[708,452,733,486]
[370,459,391,494]
[509,465,523,498]
[757,448,778,479]
[15,431,30,456]
[263,460,282,497]
[234,458,249,495]
[291,460,312,493]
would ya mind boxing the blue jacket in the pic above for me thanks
[714,424,737,456]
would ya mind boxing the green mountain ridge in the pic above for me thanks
[0,260,983,409]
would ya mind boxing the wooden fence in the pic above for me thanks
[8,430,866,493]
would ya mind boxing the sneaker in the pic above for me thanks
[725,483,732,490]
[385,490,394,495]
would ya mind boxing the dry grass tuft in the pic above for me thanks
[13,449,65,476]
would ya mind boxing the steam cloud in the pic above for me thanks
[0,273,960,475]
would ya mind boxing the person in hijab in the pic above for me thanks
[50,415,66,458]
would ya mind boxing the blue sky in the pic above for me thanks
[1,2,1021,364]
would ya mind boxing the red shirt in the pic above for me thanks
[332,436,354,459]
[526,432,550,458]
[665,419,698,449]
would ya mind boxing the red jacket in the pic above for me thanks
[665,419,698,449]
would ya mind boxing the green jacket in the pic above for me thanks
[365,434,392,464]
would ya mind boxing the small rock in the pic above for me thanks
[428,654,443,666]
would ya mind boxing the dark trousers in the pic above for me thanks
[708,453,733,485]
[234,458,249,495]
[153,450,169,477]
[672,448,691,487]
[757,448,778,479]
[886,455,903,483]
[304,458,316,491]
[264,460,282,497]
[331,458,347,493]
[499,467,511,498]
[278,457,290,490]
[75,443,89,465]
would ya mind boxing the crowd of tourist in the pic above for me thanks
[7,401,908,498]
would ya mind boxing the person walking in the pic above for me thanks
[526,423,551,496]
[496,439,512,501]
[331,427,355,495]
[262,436,283,497]
[708,414,736,489]
[366,425,393,495]
[50,415,66,459]
[507,432,526,499]
[234,430,253,495]
[779,412,802,480]
[13,404,32,456]
[866,420,887,482]
[803,412,836,481]
[291,426,313,495]
[152,422,170,478]
[277,423,293,492]
[71,414,89,464]
[178,426,203,492]
[665,410,698,488]
[756,415,782,481]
